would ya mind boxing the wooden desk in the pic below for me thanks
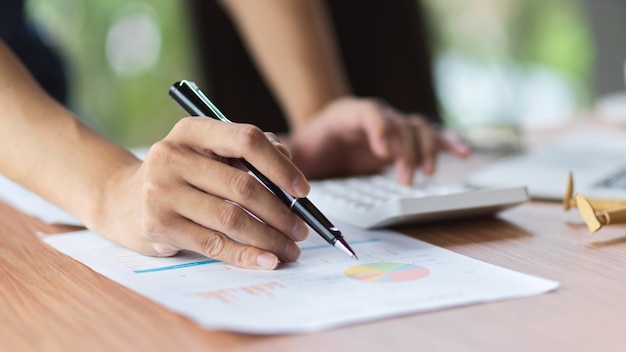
[4,125,626,351]
[4,195,626,351]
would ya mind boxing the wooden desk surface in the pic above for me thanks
[4,122,626,351]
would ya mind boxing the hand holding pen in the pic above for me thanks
[124,115,314,269]
[169,80,357,260]
[98,86,322,270]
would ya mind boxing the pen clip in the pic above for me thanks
[171,80,232,123]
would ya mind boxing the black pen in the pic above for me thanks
[168,80,358,260]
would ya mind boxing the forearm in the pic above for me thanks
[220,0,350,131]
[0,41,139,229]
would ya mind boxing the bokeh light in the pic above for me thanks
[105,3,161,76]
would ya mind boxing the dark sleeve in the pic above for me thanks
[325,0,442,123]
[183,0,288,132]
[184,0,441,133]
[0,0,69,105]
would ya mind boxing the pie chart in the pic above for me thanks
[344,262,430,283]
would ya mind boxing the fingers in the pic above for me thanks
[163,146,309,243]
[171,187,302,263]
[356,100,438,183]
[160,216,284,270]
[438,129,472,158]
[409,115,437,176]
[134,117,312,269]
[150,129,309,243]
[356,100,473,183]
[388,110,419,184]
[357,100,393,158]
[169,117,309,197]
[265,132,292,159]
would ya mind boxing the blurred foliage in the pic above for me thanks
[28,0,593,145]
[422,0,593,127]
[28,0,196,148]
[510,0,592,80]
[423,0,592,78]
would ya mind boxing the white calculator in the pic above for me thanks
[308,173,528,229]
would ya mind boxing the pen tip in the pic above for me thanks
[335,238,358,259]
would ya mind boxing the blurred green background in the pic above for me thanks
[424,0,593,129]
[27,0,195,148]
[27,0,602,148]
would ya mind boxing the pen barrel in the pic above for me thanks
[290,198,340,245]
[169,83,211,117]
[244,160,340,245]
[169,81,231,122]
[241,160,291,203]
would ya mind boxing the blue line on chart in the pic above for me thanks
[133,238,379,273]
[134,259,220,274]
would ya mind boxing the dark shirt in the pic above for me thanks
[0,0,68,104]
[184,0,441,133]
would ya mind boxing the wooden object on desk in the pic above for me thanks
[562,172,626,211]
[576,193,626,232]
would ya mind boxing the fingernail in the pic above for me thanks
[293,177,310,197]
[256,253,278,269]
[292,220,309,241]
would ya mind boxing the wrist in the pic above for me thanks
[288,94,354,134]
[81,153,140,235]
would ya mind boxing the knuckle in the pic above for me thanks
[141,178,166,201]
[235,247,257,267]
[144,141,180,170]
[237,125,265,153]
[172,116,200,134]
[229,173,259,199]
[200,233,228,259]
[215,203,246,230]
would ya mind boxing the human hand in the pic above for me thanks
[285,97,470,184]
[93,117,310,270]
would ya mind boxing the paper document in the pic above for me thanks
[43,224,558,334]
[0,173,80,225]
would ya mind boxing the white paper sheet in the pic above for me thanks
[43,224,559,334]
[0,173,80,225]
